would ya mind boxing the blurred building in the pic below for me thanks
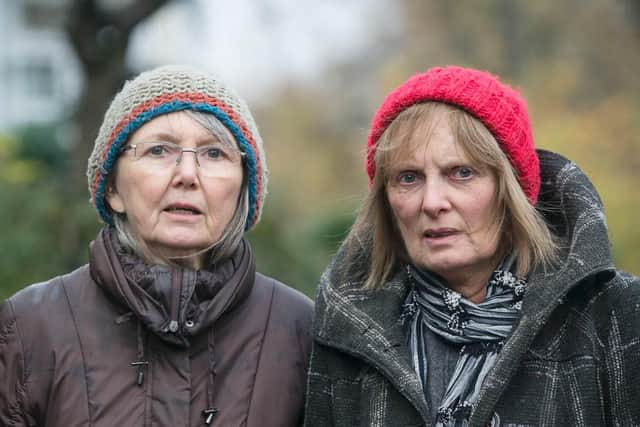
[0,0,82,130]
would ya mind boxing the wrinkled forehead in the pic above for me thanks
[379,108,461,164]
[377,103,495,174]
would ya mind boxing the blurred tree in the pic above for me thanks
[0,126,99,298]
[245,85,365,295]
[0,1,175,298]
[66,0,170,184]
[60,0,172,269]
[624,0,640,34]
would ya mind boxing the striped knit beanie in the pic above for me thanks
[87,64,267,231]
[367,65,539,204]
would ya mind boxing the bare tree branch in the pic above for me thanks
[624,0,640,37]
[55,0,174,270]
[65,0,170,72]
[65,0,107,70]
[113,0,171,33]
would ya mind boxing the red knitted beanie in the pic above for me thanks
[366,66,539,204]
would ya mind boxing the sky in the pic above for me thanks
[128,0,401,101]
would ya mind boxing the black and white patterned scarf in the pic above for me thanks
[402,255,526,426]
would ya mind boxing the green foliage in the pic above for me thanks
[533,94,640,273]
[248,202,356,297]
[14,125,69,176]
[0,135,41,184]
[0,182,97,298]
[0,125,100,300]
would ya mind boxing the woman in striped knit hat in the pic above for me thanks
[304,66,640,426]
[0,65,313,427]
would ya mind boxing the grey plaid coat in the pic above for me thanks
[304,150,640,427]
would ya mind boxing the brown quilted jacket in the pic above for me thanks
[0,229,313,427]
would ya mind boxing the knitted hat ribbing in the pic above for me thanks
[87,65,267,231]
[366,66,539,204]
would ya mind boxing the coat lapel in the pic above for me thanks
[313,268,431,421]
[469,150,616,425]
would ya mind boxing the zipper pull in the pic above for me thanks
[202,408,219,425]
[131,361,149,386]
[168,320,179,333]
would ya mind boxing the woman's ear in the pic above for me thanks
[105,186,126,214]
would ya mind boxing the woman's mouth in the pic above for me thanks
[424,228,459,238]
[163,204,202,216]
[423,228,460,245]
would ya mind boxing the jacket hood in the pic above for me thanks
[89,228,255,347]
[312,149,616,423]
[471,150,616,424]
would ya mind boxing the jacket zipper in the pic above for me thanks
[168,268,182,333]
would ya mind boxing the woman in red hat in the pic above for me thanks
[304,66,640,426]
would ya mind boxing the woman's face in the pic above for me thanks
[386,118,501,291]
[106,111,244,260]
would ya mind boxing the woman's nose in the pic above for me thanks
[173,151,200,185]
[421,179,451,216]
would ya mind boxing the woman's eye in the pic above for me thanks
[200,145,231,161]
[150,146,165,155]
[205,147,221,159]
[452,166,474,179]
[398,173,418,184]
[145,144,171,157]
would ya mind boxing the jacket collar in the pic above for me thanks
[470,150,616,424]
[89,228,255,347]
[313,150,615,424]
[313,253,430,418]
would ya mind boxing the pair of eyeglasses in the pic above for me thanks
[121,141,245,176]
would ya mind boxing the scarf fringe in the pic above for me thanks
[461,341,503,356]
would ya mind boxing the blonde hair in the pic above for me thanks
[346,102,557,290]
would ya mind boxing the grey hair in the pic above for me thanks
[111,110,248,267]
